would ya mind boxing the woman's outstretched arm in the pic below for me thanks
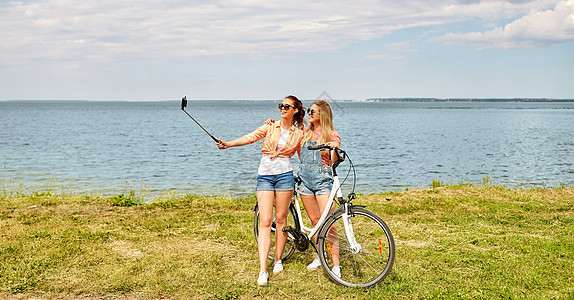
[217,136,251,149]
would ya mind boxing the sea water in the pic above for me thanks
[1,100,572,197]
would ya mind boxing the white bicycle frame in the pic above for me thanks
[291,172,362,252]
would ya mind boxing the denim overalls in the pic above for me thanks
[297,141,333,196]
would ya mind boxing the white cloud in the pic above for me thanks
[0,0,564,64]
[384,41,418,52]
[436,0,574,48]
[364,54,406,65]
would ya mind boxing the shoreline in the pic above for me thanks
[3,179,573,202]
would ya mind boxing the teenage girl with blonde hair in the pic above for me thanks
[297,100,341,277]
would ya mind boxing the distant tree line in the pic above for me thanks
[365,98,574,102]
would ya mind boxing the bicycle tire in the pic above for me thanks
[253,202,300,262]
[317,207,395,288]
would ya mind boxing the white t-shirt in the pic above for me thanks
[258,128,293,175]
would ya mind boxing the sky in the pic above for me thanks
[1,0,573,101]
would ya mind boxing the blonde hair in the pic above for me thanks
[302,100,334,145]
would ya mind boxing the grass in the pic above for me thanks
[0,185,573,299]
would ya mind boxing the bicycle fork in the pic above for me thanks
[342,202,362,253]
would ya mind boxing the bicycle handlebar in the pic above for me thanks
[307,144,345,174]
[307,144,357,200]
[307,144,337,151]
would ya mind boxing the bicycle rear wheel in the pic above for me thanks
[253,202,300,262]
[317,207,395,288]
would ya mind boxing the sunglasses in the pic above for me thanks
[307,108,320,116]
[278,103,296,110]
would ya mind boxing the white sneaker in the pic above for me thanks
[307,257,321,270]
[257,271,268,285]
[332,265,341,278]
[273,260,283,274]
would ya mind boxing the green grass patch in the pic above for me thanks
[0,187,573,299]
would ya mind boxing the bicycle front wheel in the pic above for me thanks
[253,202,300,262]
[317,207,395,288]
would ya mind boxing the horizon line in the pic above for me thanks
[1,97,574,102]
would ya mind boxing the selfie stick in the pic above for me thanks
[181,96,219,143]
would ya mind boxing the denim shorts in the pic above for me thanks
[297,168,333,196]
[256,171,295,191]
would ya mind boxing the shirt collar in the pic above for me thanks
[274,121,296,132]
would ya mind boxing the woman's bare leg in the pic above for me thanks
[300,194,321,242]
[316,194,339,266]
[273,190,294,261]
[257,191,275,272]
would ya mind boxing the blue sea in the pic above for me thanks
[1,100,573,198]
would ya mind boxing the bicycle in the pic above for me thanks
[253,144,395,288]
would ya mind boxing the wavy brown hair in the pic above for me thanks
[285,95,306,129]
